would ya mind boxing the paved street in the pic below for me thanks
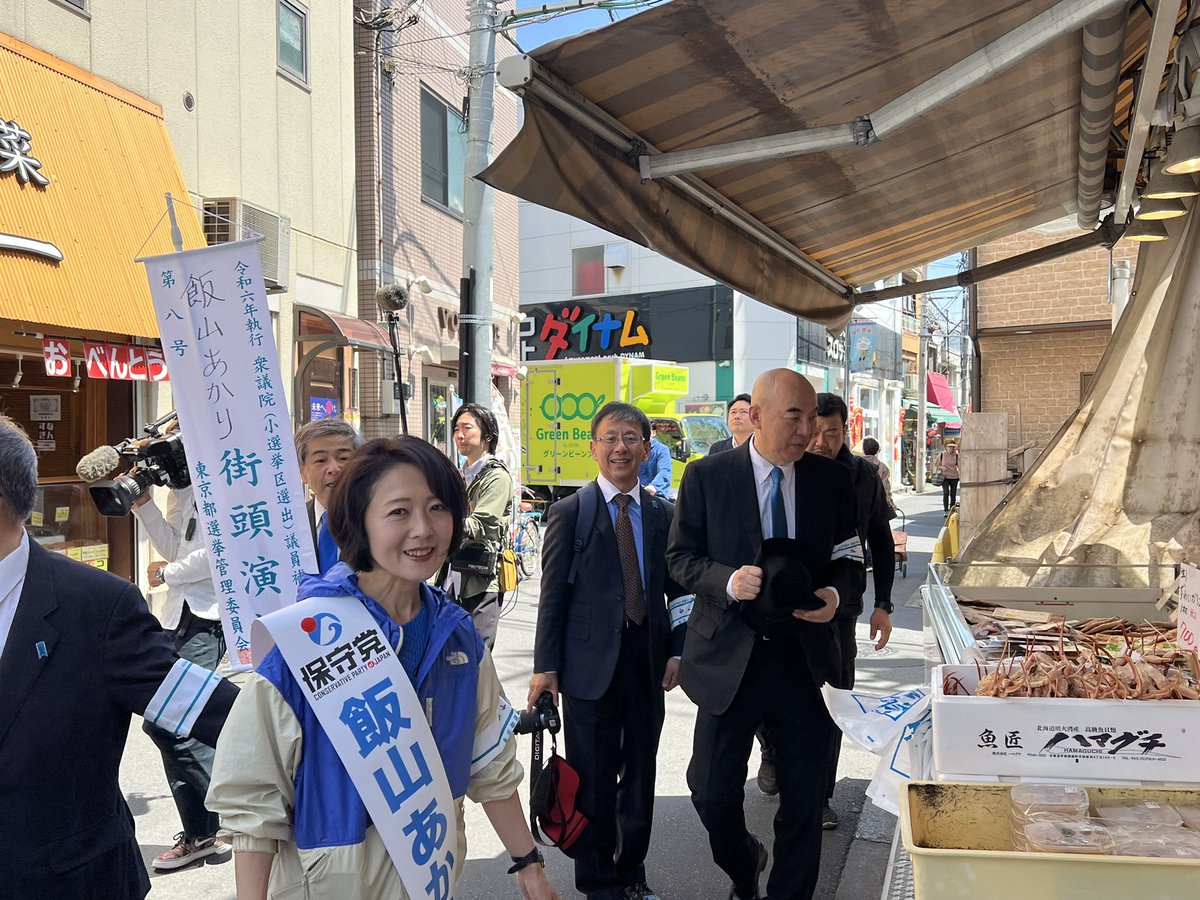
[121,489,948,899]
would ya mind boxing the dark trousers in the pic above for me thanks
[563,622,663,900]
[460,590,502,650]
[142,606,225,838]
[689,637,832,900]
[942,477,959,511]
[825,615,858,800]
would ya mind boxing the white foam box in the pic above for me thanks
[932,664,1200,783]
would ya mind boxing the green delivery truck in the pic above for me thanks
[521,358,730,500]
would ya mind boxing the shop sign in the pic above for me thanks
[0,117,49,187]
[82,342,170,381]
[1178,563,1200,660]
[849,320,878,373]
[29,394,60,422]
[42,338,71,376]
[521,304,652,361]
[825,330,847,364]
[309,397,339,422]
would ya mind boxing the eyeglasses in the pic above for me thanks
[594,434,646,447]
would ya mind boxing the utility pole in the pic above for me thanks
[916,329,928,495]
[461,0,499,406]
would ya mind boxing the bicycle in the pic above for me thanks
[511,495,544,579]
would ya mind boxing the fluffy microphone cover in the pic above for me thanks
[76,445,121,482]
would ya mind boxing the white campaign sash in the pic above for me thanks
[255,596,459,900]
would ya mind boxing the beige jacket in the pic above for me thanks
[206,651,522,900]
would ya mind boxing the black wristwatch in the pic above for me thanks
[875,600,894,615]
[507,847,545,874]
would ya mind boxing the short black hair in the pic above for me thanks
[862,437,880,456]
[451,402,500,454]
[816,392,849,425]
[591,401,650,440]
[327,436,468,573]
[731,393,752,407]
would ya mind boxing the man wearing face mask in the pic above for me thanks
[295,419,364,575]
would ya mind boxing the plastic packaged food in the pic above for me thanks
[1024,819,1114,855]
[1010,784,1090,820]
[1176,805,1200,830]
[1096,801,1184,827]
[1010,811,1086,852]
[1107,823,1200,858]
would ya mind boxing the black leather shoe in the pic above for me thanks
[727,837,768,900]
[756,758,779,796]
[623,883,659,900]
[822,803,840,830]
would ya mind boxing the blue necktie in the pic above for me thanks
[317,512,339,574]
[769,467,788,539]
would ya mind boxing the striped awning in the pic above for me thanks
[483,0,1154,328]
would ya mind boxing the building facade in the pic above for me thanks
[973,224,1136,455]
[353,0,522,453]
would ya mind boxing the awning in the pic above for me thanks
[483,0,1155,327]
[905,402,962,426]
[296,305,391,352]
[0,33,205,338]
[927,372,959,414]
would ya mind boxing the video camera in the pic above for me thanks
[514,691,561,736]
[79,410,191,517]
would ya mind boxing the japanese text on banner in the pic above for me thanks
[1179,563,1200,659]
[141,239,317,668]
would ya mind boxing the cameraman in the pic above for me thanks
[131,484,231,870]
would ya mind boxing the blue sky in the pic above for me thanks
[511,1,656,50]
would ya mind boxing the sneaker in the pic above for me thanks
[152,833,232,871]
[822,804,840,830]
[623,882,660,900]
[756,757,779,796]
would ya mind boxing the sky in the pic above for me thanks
[510,1,660,50]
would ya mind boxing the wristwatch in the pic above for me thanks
[507,847,545,874]
[874,600,894,615]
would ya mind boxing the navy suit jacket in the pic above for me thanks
[667,443,862,714]
[535,482,685,701]
[0,541,237,896]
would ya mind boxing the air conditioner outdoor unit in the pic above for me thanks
[203,197,292,293]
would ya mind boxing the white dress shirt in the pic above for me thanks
[133,486,219,628]
[0,530,30,663]
[725,436,838,605]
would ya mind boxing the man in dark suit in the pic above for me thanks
[295,418,363,574]
[0,415,238,898]
[530,401,686,900]
[709,393,753,455]
[668,369,862,900]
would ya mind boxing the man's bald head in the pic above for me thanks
[749,368,818,465]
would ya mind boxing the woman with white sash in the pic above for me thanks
[207,437,559,900]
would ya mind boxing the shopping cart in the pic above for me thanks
[892,508,909,578]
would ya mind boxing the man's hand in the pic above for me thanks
[869,608,893,650]
[730,565,763,601]
[645,485,658,496]
[662,657,681,692]
[147,560,168,588]
[527,673,559,710]
[516,863,560,900]
[793,587,838,623]
[131,484,153,508]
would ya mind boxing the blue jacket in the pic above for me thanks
[257,567,485,851]
[638,437,672,494]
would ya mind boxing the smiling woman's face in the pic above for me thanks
[362,463,456,584]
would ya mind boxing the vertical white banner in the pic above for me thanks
[141,239,317,668]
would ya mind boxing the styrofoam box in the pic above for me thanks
[933,664,1200,783]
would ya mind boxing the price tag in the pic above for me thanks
[1178,564,1200,659]
[30,511,43,527]
[55,506,70,523]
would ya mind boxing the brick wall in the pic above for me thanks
[975,227,1136,448]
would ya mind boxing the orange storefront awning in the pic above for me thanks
[0,32,204,339]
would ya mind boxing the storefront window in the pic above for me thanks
[426,380,450,457]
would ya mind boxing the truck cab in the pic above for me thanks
[650,414,731,498]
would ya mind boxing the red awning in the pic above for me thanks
[927,372,958,414]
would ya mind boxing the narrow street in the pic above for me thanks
[122,489,947,899]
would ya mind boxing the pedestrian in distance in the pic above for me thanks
[708,393,753,455]
[806,394,896,829]
[936,439,960,512]
[295,418,365,575]
[207,436,559,900]
[132,479,232,870]
[529,401,687,900]
[0,414,237,899]
[667,369,863,900]
[447,401,514,649]
[860,436,896,519]
[637,420,672,496]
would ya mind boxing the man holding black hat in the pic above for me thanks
[668,369,862,900]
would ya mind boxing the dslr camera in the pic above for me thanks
[84,410,191,517]
[514,691,561,736]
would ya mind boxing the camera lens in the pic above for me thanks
[88,470,156,517]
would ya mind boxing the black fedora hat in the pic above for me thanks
[739,537,824,637]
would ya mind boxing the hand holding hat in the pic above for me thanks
[739,538,834,636]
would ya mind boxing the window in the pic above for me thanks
[420,88,466,215]
[1080,371,1094,402]
[52,0,88,11]
[572,246,605,295]
[278,0,308,84]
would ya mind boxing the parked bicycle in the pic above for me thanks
[510,491,544,579]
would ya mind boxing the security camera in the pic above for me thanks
[510,311,529,324]
[376,283,410,312]
[411,276,434,295]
